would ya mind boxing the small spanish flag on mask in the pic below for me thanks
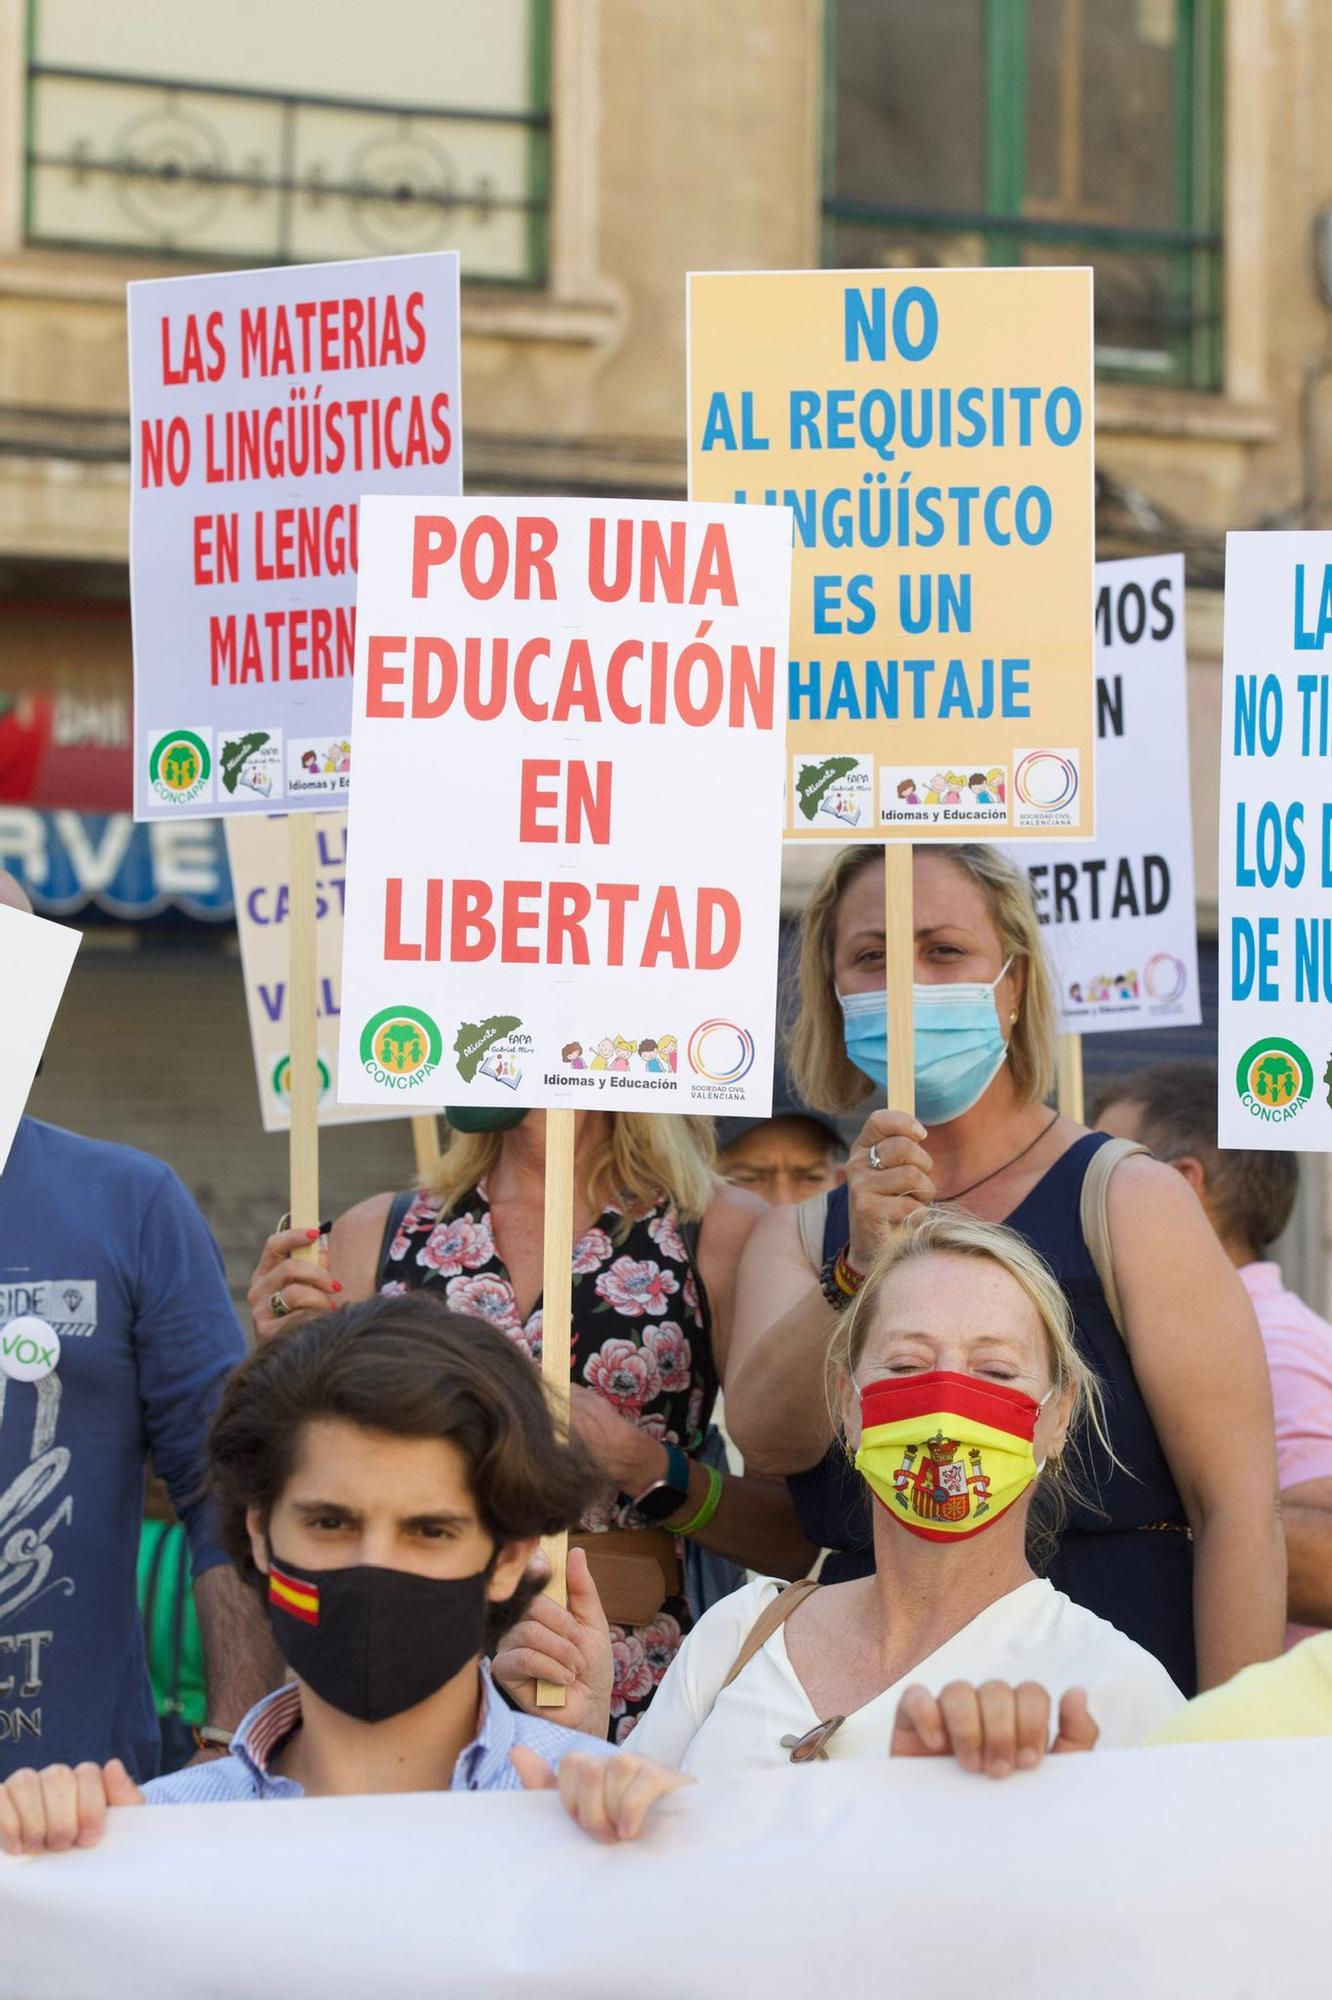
[269,1563,320,1625]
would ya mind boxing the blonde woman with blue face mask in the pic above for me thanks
[724,844,1284,1700]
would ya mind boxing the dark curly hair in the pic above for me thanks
[207,1293,601,1645]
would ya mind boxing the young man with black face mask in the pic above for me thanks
[0,1297,614,1852]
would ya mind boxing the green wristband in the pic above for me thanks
[674,1461,724,1538]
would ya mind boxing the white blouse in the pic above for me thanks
[630,1576,1184,1779]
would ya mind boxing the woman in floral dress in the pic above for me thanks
[248,1111,814,1735]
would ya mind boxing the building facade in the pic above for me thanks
[1,0,1328,1297]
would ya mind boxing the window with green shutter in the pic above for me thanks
[823,0,1223,391]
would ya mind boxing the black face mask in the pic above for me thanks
[265,1550,492,1724]
[445,1105,530,1135]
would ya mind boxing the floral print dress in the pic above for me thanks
[379,1182,718,1737]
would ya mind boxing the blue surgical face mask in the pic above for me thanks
[839,960,1013,1126]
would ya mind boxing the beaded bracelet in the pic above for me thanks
[819,1244,865,1311]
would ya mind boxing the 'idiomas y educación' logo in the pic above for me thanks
[148,729,212,806]
[1234,1036,1313,1125]
[360,1006,443,1091]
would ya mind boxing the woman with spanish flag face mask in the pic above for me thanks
[491,1210,1186,1824]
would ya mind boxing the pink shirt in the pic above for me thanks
[1241,1261,1332,1648]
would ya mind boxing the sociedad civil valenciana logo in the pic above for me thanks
[148,728,212,806]
[1234,1036,1312,1124]
[360,1006,443,1090]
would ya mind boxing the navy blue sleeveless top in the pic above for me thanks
[790,1132,1197,1695]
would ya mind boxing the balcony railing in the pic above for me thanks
[25,63,550,283]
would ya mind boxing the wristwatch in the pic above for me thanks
[624,1442,692,1525]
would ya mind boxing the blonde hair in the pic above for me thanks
[429,1114,719,1223]
[829,1210,1116,1555]
[786,843,1058,1115]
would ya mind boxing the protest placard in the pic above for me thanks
[687,267,1096,843]
[0,903,81,1173]
[128,252,461,824]
[1219,531,1332,1149]
[225,810,418,1132]
[1011,556,1201,1061]
[4,1742,1328,2000]
[336,498,792,1121]
[336,495,791,1685]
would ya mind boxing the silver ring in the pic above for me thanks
[868,1143,883,1170]
[269,1289,293,1319]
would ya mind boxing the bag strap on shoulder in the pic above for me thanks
[1080,1138,1149,1341]
[795,1190,831,1276]
[721,1579,820,1690]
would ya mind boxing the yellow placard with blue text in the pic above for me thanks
[687,267,1095,840]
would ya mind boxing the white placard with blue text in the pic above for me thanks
[1219,531,1332,1148]
[226,811,413,1132]
[1007,555,1200,1032]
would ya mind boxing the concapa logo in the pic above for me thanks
[360,1006,443,1089]
[1234,1036,1312,1124]
[272,1054,332,1105]
[149,729,211,804]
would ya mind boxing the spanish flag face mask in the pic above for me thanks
[854,1370,1054,1542]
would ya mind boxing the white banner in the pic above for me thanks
[225,811,409,1132]
[337,497,792,1117]
[128,252,461,822]
[1220,532,1332,1148]
[0,903,81,1172]
[1011,555,1201,1033]
[2,1742,1328,1998]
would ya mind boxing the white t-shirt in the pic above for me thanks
[631,1576,1183,1778]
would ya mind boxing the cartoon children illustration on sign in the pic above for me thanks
[610,1037,634,1072]
[562,1041,586,1070]
[588,1036,615,1072]
[658,1034,679,1073]
[639,1038,665,1073]
[896,778,921,806]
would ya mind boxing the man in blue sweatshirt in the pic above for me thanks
[0,870,277,1781]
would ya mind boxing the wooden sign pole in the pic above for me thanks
[885,843,916,1117]
[286,814,321,1260]
[410,1115,442,1182]
[535,1105,576,1708]
[1057,1031,1085,1125]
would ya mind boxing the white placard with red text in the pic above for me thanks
[128,252,461,822]
[337,498,792,1116]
